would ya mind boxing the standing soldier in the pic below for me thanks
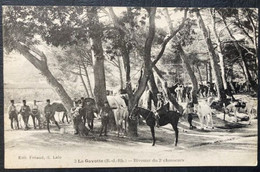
[44,99,60,133]
[71,100,82,135]
[8,100,19,129]
[85,101,98,131]
[31,100,41,129]
[99,101,112,136]
[19,100,31,130]
[183,101,196,129]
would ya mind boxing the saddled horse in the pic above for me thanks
[51,102,69,123]
[130,104,181,146]
[80,98,98,128]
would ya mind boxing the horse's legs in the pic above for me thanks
[91,120,94,130]
[198,113,204,129]
[172,124,179,146]
[150,126,156,146]
[32,116,36,129]
[54,119,61,130]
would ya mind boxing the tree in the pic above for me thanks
[3,7,73,111]
[195,9,226,102]
[217,9,257,93]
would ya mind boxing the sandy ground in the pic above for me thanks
[4,95,258,168]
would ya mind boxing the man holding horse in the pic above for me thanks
[19,100,31,130]
[44,99,60,133]
[8,100,19,129]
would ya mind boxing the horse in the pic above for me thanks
[168,83,179,97]
[198,84,208,97]
[107,96,128,137]
[80,98,98,129]
[195,100,214,129]
[130,104,181,146]
[51,102,69,123]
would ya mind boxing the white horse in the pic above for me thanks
[107,96,129,137]
[195,99,214,130]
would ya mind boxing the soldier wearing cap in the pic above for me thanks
[99,100,112,136]
[155,92,164,128]
[31,100,41,129]
[8,100,19,129]
[44,99,60,133]
[19,100,31,130]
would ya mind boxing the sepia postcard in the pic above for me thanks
[2,5,258,169]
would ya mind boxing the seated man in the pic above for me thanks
[155,92,165,128]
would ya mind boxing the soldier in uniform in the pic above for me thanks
[85,101,98,131]
[71,100,82,135]
[183,101,196,129]
[19,100,31,130]
[44,99,60,133]
[31,100,41,129]
[8,100,19,129]
[99,101,112,136]
[155,92,164,128]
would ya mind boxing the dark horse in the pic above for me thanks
[130,104,181,146]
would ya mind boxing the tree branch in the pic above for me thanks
[152,8,188,66]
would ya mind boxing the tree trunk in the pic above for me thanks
[177,44,199,104]
[15,42,73,111]
[196,64,203,85]
[87,7,107,108]
[205,62,208,82]
[196,10,226,102]
[211,10,228,90]
[78,63,90,97]
[219,12,257,93]
[148,72,159,107]
[80,56,94,98]
[117,56,124,90]
[208,62,212,84]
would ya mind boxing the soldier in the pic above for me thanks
[99,101,112,136]
[44,99,60,133]
[19,100,31,130]
[71,100,82,135]
[31,100,41,129]
[155,92,164,128]
[183,101,196,129]
[8,100,19,129]
[85,101,98,131]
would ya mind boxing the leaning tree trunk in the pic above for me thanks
[177,44,199,104]
[196,10,226,102]
[15,42,73,111]
[87,7,107,109]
